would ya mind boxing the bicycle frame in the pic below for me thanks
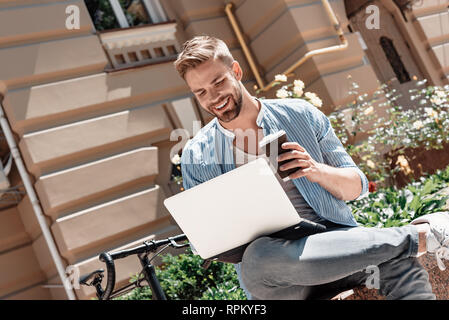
[138,253,166,300]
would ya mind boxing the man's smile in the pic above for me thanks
[213,96,230,112]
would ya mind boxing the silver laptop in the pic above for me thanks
[163,157,326,262]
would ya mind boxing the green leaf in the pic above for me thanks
[399,195,406,210]
[422,180,437,195]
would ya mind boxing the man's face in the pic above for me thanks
[185,59,243,123]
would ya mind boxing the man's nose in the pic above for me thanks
[209,89,221,104]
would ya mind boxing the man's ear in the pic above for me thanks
[231,61,243,81]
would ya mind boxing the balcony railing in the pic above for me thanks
[98,21,180,70]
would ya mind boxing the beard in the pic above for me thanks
[207,80,243,123]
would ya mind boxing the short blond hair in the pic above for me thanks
[174,36,234,79]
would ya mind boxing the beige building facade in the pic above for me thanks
[0,0,447,300]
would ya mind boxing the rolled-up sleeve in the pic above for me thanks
[305,102,369,200]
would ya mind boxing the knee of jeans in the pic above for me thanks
[242,237,273,267]
[378,257,435,299]
[241,237,273,288]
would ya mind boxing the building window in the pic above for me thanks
[380,36,411,83]
[85,0,168,31]
[114,53,126,64]
[140,49,152,60]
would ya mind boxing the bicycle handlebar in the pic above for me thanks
[91,233,188,300]
[110,233,188,260]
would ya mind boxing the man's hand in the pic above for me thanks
[277,142,362,201]
[277,142,324,183]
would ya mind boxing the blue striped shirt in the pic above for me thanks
[180,98,369,227]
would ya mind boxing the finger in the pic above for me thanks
[289,166,313,179]
[281,142,305,152]
[277,150,309,162]
[279,159,310,171]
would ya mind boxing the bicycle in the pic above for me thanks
[79,233,203,300]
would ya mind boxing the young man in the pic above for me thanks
[174,36,449,300]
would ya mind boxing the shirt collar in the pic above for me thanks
[215,98,265,138]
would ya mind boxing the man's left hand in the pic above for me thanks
[277,142,324,183]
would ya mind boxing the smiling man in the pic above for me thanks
[174,36,449,300]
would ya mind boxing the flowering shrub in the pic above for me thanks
[267,74,449,187]
[272,75,323,108]
[341,78,448,186]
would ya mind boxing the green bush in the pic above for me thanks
[350,165,449,228]
[115,247,247,300]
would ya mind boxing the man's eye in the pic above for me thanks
[215,79,225,86]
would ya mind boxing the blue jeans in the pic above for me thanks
[236,222,435,300]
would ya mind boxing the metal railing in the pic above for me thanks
[0,93,76,300]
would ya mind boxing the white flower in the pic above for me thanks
[403,189,414,204]
[274,74,287,82]
[293,86,303,97]
[396,155,412,175]
[293,79,305,89]
[304,92,314,98]
[304,92,317,100]
[425,107,439,119]
[412,120,424,130]
[396,155,408,166]
[364,106,374,115]
[312,98,323,108]
[430,96,443,105]
[383,208,394,218]
[366,160,375,169]
[304,92,322,108]
[276,88,289,99]
[171,154,181,165]
[435,90,446,98]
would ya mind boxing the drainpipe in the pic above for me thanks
[225,2,266,90]
[225,0,349,92]
[0,93,76,300]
